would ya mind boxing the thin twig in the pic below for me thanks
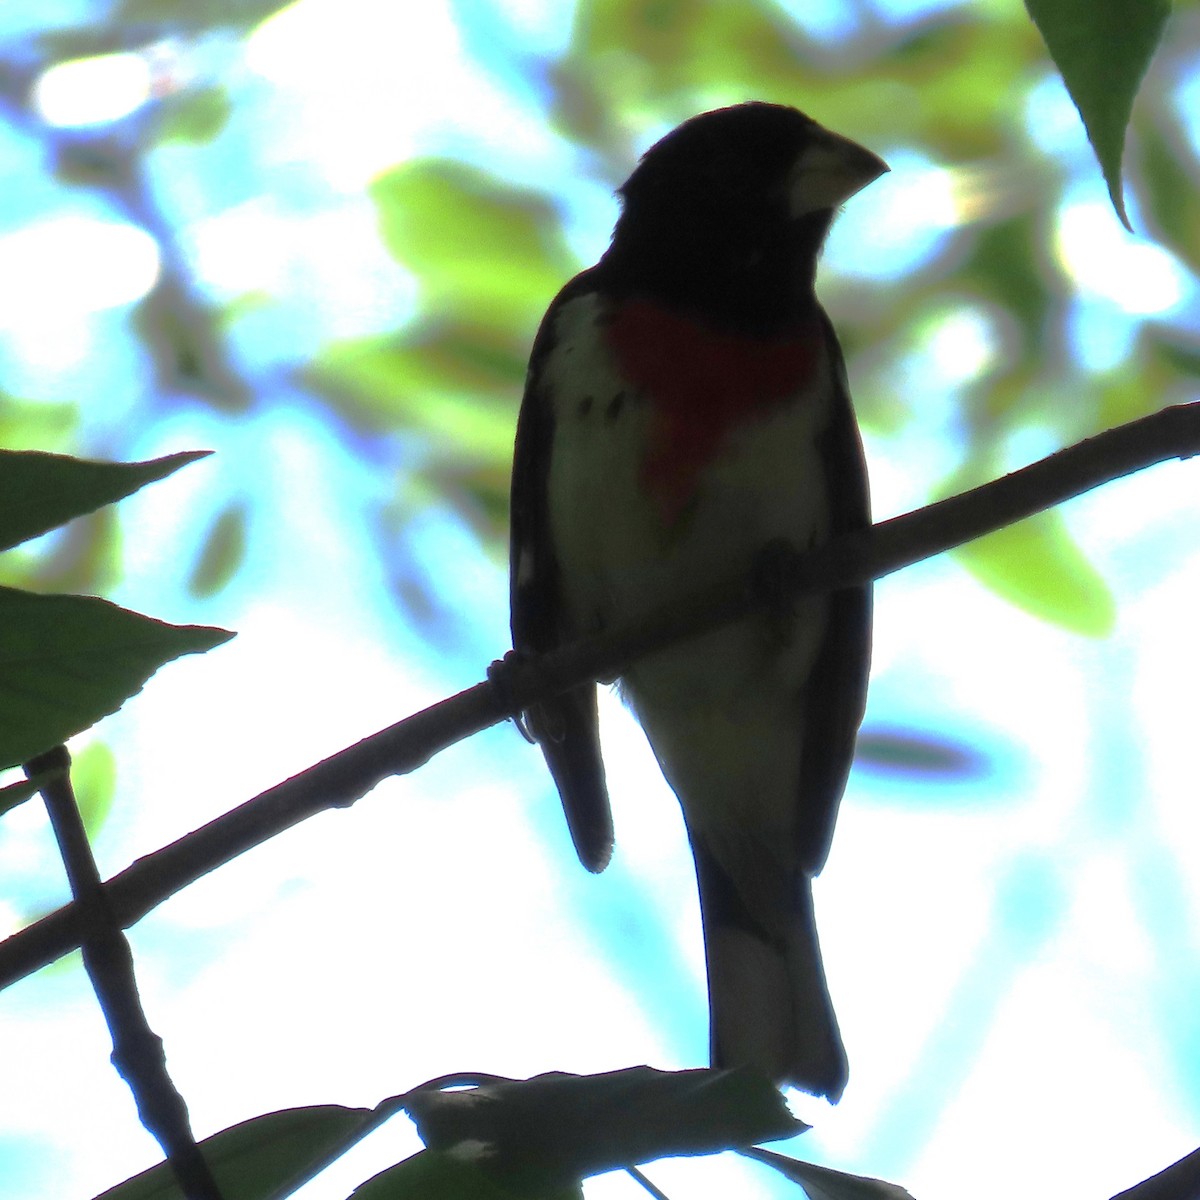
[0,401,1196,990]
[25,746,224,1200]
[627,1165,674,1199]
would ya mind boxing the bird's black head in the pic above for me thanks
[603,102,888,330]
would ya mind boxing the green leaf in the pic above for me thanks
[112,0,295,30]
[188,503,248,598]
[1091,358,1164,430]
[1151,334,1200,380]
[744,1147,916,1200]
[0,588,234,771]
[71,741,118,837]
[92,1105,372,1200]
[351,1150,582,1200]
[953,509,1116,637]
[405,1066,803,1190]
[0,397,77,456]
[218,291,275,328]
[572,0,706,69]
[958,216,1053,363]
[155,86,231,144]
[369,161,575,328]
[1024,0,1170,229]
[0,450,210,553]
[1136,114,1200,276]
[307,325,522,457]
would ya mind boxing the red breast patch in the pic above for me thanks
[605,298,820,523]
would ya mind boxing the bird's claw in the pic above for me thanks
[487,651,537,743]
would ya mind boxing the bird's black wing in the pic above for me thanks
[510,272,614,873]
[794,310,872,875]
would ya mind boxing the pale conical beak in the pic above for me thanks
[788,129,889,218]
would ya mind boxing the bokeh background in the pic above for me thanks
[1,1,1199,1198]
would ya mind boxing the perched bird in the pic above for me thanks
[509,102,885,1100]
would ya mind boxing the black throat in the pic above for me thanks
[599,206,834,334]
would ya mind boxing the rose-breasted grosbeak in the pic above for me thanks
[509,102,885,1100]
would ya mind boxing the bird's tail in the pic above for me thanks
[698,853,847,1101]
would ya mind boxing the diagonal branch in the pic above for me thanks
[1111,1144,1200,1200]
[0,401,1196,991]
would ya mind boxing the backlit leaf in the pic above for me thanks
[0,588,233,770]
[745,1147,916,1200]
[954,509,1116,637]
[71,741,117,837]
[1025,0,1170,228]
[154,86,231,144]
[0,450,210,553]
[92,1105,371,1200]
[1136,114,1200,276]
[307,328,521,460]
[351,1150,581,1200]
[188,503,248,598]
[113,0,295,29]
[370,161,574,329]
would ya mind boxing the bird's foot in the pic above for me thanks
[487,650,537,743]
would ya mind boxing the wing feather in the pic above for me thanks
[794,310,871,875]
[510,275,614,873]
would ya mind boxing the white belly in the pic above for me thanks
[543,292,836,847]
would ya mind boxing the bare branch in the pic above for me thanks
[26,747,224,1200]
[0,401,1196,989]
